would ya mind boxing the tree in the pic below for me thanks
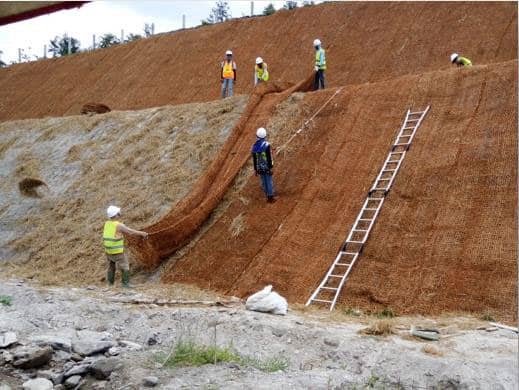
[99,33,120,49]
[125,33,143,43]
[203,1,231,24]
[283,1,298,10]
[302,0,315,6]
[0,50,5,68]
[49,35,80,57]
[263,3,276,16]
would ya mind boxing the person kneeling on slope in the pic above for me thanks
[252,127,276,203]
[254,57,269,85]
[450,53,472,67]
[103,205,148,288]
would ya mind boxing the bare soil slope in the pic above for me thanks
[0,2,516,121]
[163,61,517,321]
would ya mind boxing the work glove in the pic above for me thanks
[314,66,319,72]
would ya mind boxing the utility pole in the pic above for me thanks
[43,45,47,59]
[251,1,254,16]
[151,23,155,35]
[121,29,124,43]
[18,48,22,62]
[182,14,186,29]
[93,34,96,50]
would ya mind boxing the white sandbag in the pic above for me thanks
[245,285,288,315]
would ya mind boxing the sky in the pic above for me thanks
[0,1,303,64]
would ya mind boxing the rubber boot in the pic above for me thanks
[107,268,115,286]
[121,270,132,288]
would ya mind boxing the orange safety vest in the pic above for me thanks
[222,61,235,79]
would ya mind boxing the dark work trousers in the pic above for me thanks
[314,70,325,90]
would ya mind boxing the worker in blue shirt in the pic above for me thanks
[251,127,276,203]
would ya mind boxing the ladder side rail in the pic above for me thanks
[404,105,430,145]
[343,197,372,244]
[329,197,386,310]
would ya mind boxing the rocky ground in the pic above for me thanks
[0,278,517,389]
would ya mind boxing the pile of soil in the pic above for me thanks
[0,2,516,121]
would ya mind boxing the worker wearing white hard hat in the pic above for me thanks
[103,205,148,287]
[313,38,326,90]
[254,57,269,85]
[221,50,237,98]
[251,127,276,203]
[450,52,472,67]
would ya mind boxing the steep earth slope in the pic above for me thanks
[0,2,516,121]
[163,60,517,321]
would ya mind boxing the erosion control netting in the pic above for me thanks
[0,2,516,121]
[131,75,314,268]
[163,61,517,322]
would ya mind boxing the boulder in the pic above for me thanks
[0,332,17,348]
[80,103,111,115]
[13,346,53,369]
[38,369,64,385]
[30,335,72,352]
[72,341,114,356]
[89,357,123,379]
[0,384,12,390]
[142,376,159,387]
[119,340,142,350]
[22,378,53,390]
[64,375,82,389]
[64,363,90,377]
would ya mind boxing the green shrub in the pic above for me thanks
[0,295,12,306]
[375,308,396,319]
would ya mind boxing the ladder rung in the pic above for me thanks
[399,135,412,138]
[346,240,365,244]
[340,251,358,255]
[312,299,332,303]
[321,287,338,290]
[329,274,343,278]
[406,119,419,122]
[403,127,415,130]
[383,169,396,172]
[378,178,391,181]
[359,218,373,221]
[368,197,385,200]
[387,160,400,163]
[409,111,424,115]
[390,152,404,155]
[364,208,379,211]
[373,188,388,191]
[353,229,368,232]
[394,143,410,146]
[335,263,351,266]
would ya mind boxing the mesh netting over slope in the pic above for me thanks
[162,61,517,321]
[0,2,516,121]
[131,76,314,268]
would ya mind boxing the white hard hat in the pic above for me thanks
[256,127,267,138]
[256,57,263,65]
[107,205,121,218]
[313,39,321,47]
[450,53,459,63]
[225,50,233,56]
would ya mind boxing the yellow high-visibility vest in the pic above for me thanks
[458,56,472,66]
[255,63,269,81]
[222,61,235,79]
[315,48,327,70]
[103,221,124,254]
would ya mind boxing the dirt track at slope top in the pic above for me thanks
[0,2,516,121]
[163,61,517,321]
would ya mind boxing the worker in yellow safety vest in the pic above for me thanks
[103,205,148,288]
[221,50,237,98]
[450,53,472,67]
[254,57,269,85]
[313,38,326,90]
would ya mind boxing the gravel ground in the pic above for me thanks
[0,278,517,389]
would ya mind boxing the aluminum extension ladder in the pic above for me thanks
[306,106,430,310]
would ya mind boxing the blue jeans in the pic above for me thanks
[259,173,274,198]
[221,78,234,98]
